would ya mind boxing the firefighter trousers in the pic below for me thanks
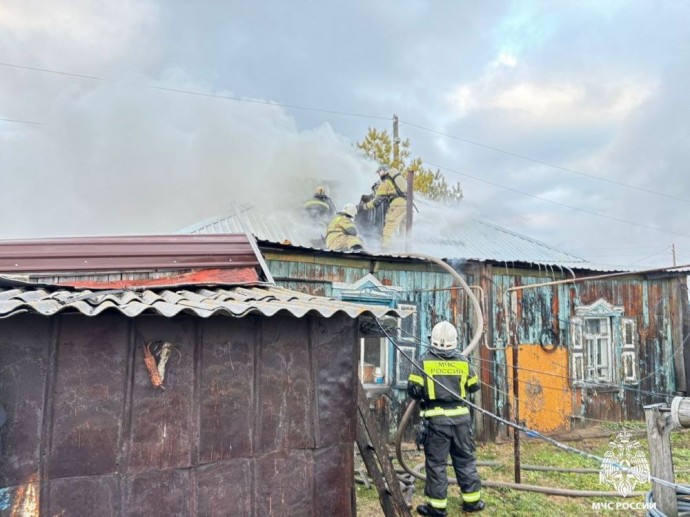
[423,418,481,510]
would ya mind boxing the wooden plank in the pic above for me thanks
[644,404,678,517]
[355,415,397,517]
[356,382,411,517]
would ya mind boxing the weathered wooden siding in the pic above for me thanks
[263,250,689,440]
[0,312,358,517]
[265,251,485,440]
[489,270,688,432]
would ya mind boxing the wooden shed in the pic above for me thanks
[0,234,402,517]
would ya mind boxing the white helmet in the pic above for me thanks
[431,321,457,350]
[342,203,357,218]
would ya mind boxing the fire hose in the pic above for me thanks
[390,253,646,498]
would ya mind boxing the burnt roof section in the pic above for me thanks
[0,233,274,285]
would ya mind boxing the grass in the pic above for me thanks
[355,425,690,516]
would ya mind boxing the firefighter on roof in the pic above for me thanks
[408,321,484,515]
[358,164,407,249]
[325,203,364,252]
[304,185,336,223]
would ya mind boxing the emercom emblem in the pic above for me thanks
[599,430,650,497]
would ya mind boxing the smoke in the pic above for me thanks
[0,80,377,239]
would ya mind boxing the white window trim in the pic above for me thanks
[584,316,614,383]
[359,336,390,387]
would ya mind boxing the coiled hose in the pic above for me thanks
[646,487,690,516]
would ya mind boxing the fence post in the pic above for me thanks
[644,403,677,517]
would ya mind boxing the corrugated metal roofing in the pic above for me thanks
[179,203,612,270]
[0,285,407,320]
[0,234,262,273]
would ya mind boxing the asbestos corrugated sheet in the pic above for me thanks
[179,202,613,270]
[0,285,407,320]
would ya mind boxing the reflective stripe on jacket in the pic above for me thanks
[407,350,479,419]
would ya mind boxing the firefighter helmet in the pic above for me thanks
[376,164,390,176]
[315,185,327,196]
[431,321,457,350]
[342,203,357,218]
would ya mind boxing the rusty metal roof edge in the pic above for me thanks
[0,233,260,274]
[246,232,275,284]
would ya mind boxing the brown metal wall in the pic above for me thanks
[0,312,357,517]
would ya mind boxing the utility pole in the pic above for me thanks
[393,114,400,166]
[672,244,677,267]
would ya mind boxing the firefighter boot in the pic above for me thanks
[462,500,485,513]
[416,504,447,516]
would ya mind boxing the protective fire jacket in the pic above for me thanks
[304,194,336,216]
[325,213,363,251]
[407,348,479,420]
[365,172,407,211]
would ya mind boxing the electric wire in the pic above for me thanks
[397,325,679,400]
[423,160,690,239]
[377,320,690,497]
[0,62,391,121]
[5,59,690,247]
[401,119,690,205]
[0,117,44,125]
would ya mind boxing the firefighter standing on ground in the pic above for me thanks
[407,321,484,515]
[325,204,364,252]
[359,164,407,249]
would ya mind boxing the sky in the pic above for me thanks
[2,1,690,269]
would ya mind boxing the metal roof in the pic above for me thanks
[179,203,610,270]
[0,233,263,273]
[0,285,408,320]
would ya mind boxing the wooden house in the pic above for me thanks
[183,205,690,441]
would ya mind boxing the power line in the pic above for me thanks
[6,58,690,241]
[0,61,391,121]
[424,160,690,239]
[378,320,690,496]
[402,119,690,204]
[397,325,677,400]
[0,117,44,125]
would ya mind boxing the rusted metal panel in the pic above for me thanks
[48,475,118,517]
[312,314,357,447]
[195,459,254,516]
[255,450,313,516]
[49,315,128,479]
[0,315,51,487]
[199,316,256,462]
[124,469,190,517]
[0,310,360,516]
[127,317,195,474]
[313,444,355,516]
[257,315,313,452]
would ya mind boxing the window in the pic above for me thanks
[570,299,638,386]
[584,317,613,383]
[356,304,419,388]
[394,304,418,387]
[359,337,389,386]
